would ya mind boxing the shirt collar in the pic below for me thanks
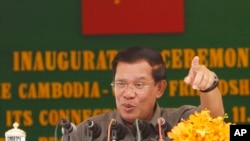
[149,103,161,126]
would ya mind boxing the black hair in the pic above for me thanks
[112,46,166,82]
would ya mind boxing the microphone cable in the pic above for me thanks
[157,117,171,141]
[135,119,142,141]
[107,118,115,141]
[133,119,151,141]
[157,118,163,141]
[107,118,116,141]
[54,119,61,141]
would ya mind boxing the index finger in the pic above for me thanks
[191,56,200,69]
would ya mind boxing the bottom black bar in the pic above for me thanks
[230,124,250,141]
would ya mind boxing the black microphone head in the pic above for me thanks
[85,120,102,139]
[61,118,71,130]
[61,118,77,135]
[132,119,152,139]
[110,120,127,140]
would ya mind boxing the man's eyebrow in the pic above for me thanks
[135,76,147,80]
[114,76,148,82]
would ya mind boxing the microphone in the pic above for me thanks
[110,119,127,140]
[85,120,102,140]
[156,117,171,137]
[61,118,77,135]
[132,119,152,140]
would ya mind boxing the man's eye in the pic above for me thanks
[134,83,144,88]
[116,82,126,87]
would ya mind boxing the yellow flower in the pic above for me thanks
[167,109,231,141]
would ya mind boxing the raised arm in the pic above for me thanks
[184,56,224,117]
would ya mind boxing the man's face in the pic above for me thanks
[113,60,160,124]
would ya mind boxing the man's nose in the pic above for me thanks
[123,85,136,98]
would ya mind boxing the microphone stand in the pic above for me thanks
[111,129,118,141]
[61,118,74,141]
[85,120,102,141]
[110,120,127,141]
[62,130,70,141]
[86,127,94,141]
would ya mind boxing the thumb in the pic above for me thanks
[184,75,191,84]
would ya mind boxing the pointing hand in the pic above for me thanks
[184,56,215,90]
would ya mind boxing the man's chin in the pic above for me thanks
[121,113,137,124]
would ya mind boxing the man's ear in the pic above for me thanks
[156,80,167,98]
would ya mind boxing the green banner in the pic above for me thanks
[0,0,249,141]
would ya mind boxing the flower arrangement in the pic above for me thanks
[167,109,231,141]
